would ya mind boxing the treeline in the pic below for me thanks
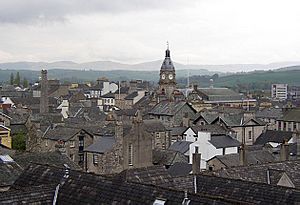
[9,72,29,88]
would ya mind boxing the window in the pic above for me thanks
[284,122,287,130]
[278,121,281,131]
[79,154,84,163]
[93,154,98,165]
[70,154,75,161]
[70,140,75,148]
[79,136,84,151]
[248,130,252,140]
[156,132,160,139]
[294,123,297,130]
[128,144,133,166]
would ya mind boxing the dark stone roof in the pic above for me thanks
[168,141,192,154]
[13,151,81,170]
[0,185,55,204]
[115,108,137,117]
[10,163,235,204]
[84,136,116,154]
[43,127,88,141]
[255,108,283,119]
[209,135,241,149]
[149,101,195,116]
[212,159,300,188]
[124,91,138,100]
[279,108,300,122]
[0,160,23,187]
[254,130,294,145]
[209,150,276,168]
[167,162,192,177]
[143,119,166,132]
[190,124,229,135]
[102,92,115,98]
[116,86,130,94]
[169,126,187,136]
[117,166,173,185]
[153,149,189,166]
[89,83,103,91]
[162,174,300,204]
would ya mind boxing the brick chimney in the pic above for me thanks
[280,140,289,161]
[40,69,49,114]
[192,148,201,174]
[239,144,247,166]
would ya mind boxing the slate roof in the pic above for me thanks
[212,159,300,188]
[169,126,187,136]
[43,127,82,141]
[84,136,116,154]
[196,88,244,101]
[209,135,241,149]
[279,108,300,122]
[161,174,300,204]
[117,166,173,185]
[160,49,175,70]
[254,130,294,145]
[124,91,138,100]
[168,141,192,154]
[89,83,103,91]
[153,149,189,166]
[190,124,229,135]
[167,162,192,177]
[143,119,166,132]
[209,150,276,168]
[10,163,235,204]
[255,108,283,119]
[102,92,115,98]
[149,101,195,116]
[0,160,23,187]
[13,151,81,170]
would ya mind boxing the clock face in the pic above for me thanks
[169,74,173,80]
[161,74,166,79]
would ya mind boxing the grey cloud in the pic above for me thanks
[0,0,190,24]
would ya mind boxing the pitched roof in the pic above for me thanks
[209,135,241,149]
[280,108,300,122]
[167,162,192,177]
[169,126,187,136]
[124,91,138,100]
[212,159,300,188]
[0,160,23,187]
[190,124,229,135]
[102,92,115,98]
[210,150,276,168]
[168,141,192,154]
[143,119,166,132]
[255,107,283,119]
[43,127,82,141]
[11,163,235,204]
[153,149,189,166]
[254,130,294,145]
[84,136,116,154]
[149,101,195,116]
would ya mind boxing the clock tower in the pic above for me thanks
[158,45,176,100]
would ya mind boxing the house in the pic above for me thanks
[254,130,296,147]
[194,111,266,145]
[183,127,240,169]
[0,112,11,127]
[41,126,94,168]
[87,78,118,99]
[143,119,170,150]
[148,100,196,127]
[101,92,115,111]
[277,108,300,131]
[124,91,146,109]
[84,115,153,175]
[255,107,283,130]
[207,150,276,171]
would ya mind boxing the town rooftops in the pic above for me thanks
[124,91,139,100]
[84,136,116,154]
[279,108,300,122]
[43,127,90,142]
[101,92,115,98]
[149,101,195,116]
[254,130,294,145]
[255,107,283,119]
[143,119,166,132]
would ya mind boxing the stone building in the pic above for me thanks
[84,114,153,175]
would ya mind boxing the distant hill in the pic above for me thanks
[1,60,300,73]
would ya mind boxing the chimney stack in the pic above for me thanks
[182,113,190,127]
[40,69,49,114]
[239,144,247,166]
[280,140,289,161]
[192,148,201,174]
[297,132,300,158]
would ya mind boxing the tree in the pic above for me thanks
[14,72,21,86]
[10,73,14,85]
[12,132,26,151]
[23,78,29,88]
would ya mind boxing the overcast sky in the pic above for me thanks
[1,0,300,66]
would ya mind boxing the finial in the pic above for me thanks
[167,41,169,50]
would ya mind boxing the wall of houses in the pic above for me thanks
[206,157,227,171]
[152,131,170,150]
[232,124,265,145]
[277,121,299,132]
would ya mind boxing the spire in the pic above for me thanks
[165,41,170,58]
